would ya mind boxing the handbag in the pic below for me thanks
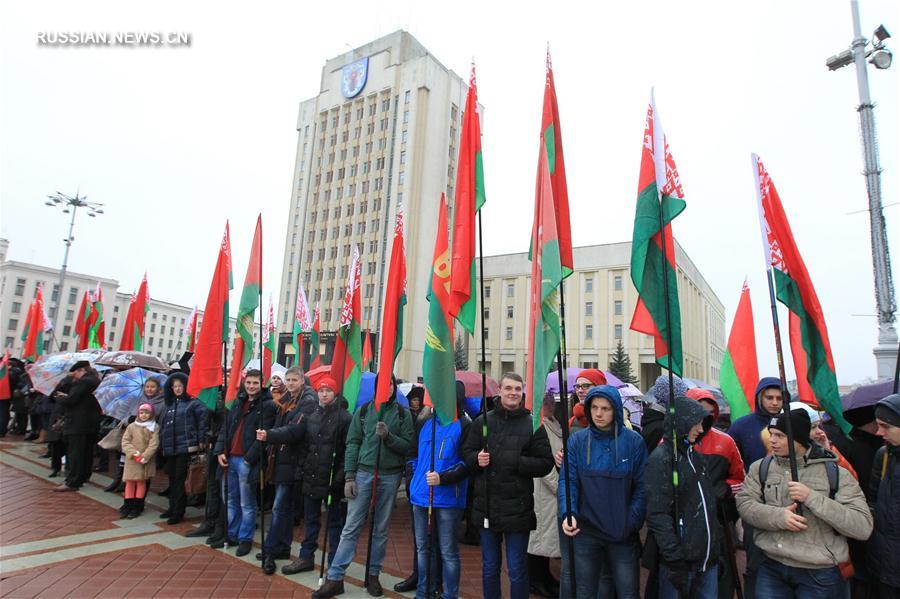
[184,453,208,496]
[98,423,125,451]
[50,416,67,434]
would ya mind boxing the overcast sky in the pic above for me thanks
[2,0,897,386]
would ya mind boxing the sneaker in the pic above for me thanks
[235,541,252,557]
[281,556,314,574]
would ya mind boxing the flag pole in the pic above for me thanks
[425,411,437,597]
[763,267,802,505]
[221,338,230,550]
[555,284,577,595]
[257,230,268,566]
[476,210,492,529]
[318,423,340,586]
[363,419,382,592]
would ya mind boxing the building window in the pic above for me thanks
[63,325,71,336]
[483,328,489,341]
[485,285,491,299]
[505,327,513,341]
[614,275,623,291]
[65,309,73,320]
[150,323,156,333]
[51,285,60,302]
[8,319,18,330]
[614,324,623,339]
[506,283,515,298]
[614,300,623,316]
[585,278,593,293]
[506,306,513,319]
[59,342,68,351]
[11,301,20,314]
[585,302,593,317]
[585,325,594,339]
[400,151,406,165]
[111,317,118,327]
[325,309,332,323]
[483,308,490,320]
[14,278,25,296]
[68,287,78,304]
[403,110,410,124]
[404,90,411,104]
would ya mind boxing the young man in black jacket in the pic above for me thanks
[214,370,275,557]
[53,361,101,492]
[460,372,554,599]
[645,396,719,599]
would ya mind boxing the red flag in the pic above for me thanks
[74,291,91,350]
[361,330,373,372]
[375,210,407,412]
[0,350,11,401]
[262,295,276,383]
[23,285,50,361]
[87,284,106,349]
[309,305,321,370]
[187,223,233,409]
[330,247,363,409]
[542,51,573,275]
[226,215,263,406]
[184,306,199,353]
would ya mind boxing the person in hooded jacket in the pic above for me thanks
[53,361,102,492]
[736,408,872,599]
[251,367,310,574]
[685,388,744,599]
[158,371,207,525]
[312,373,413,599]
[641,375,689,456]
[728,377,785,470]
[214,369,275,556]
[559,384,647,599]
[407,381,471,599]
[461,372,554,599]
[646,396,720,599]
[568,369,606,433]
[869,394,900,596]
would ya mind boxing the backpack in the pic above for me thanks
[759,455,839,503]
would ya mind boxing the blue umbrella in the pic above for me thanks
[354,371,409,410]
[96,368,168,421]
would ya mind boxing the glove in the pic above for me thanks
[666,561,690,596]
[375,421,389,439]
[344,480,358,499]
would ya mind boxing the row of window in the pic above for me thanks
[478,323,625,342]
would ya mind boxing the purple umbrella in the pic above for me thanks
[841,379,895,413]
[545,368,626,394]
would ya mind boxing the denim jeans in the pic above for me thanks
[326,470,401,581]
[264,483,294,554]
[480,529,529,599]
[223,456,257,542]
[573,527,640,599]
[659,563,717,599]
[300,494,347,562]
[755,558,847,599]
[413,506,460,599]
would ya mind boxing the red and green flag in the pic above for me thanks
[225,215,263,407]
[262,295,276,383]
[361,330,374,372]
[309,305,321,370]
[87,284,106,349]
[629,94,686,376]
[291,280,311,370]
[375,209,407,413]
[183,306,199,353]
[331,246,362,410]
[448,64,486,334]
[23,285,51,361]
[423,195,458,426]
[753,154,851,434]
[541,51,573,277]
[187,223,233,410]
[719,280,759,419]
[0,350,12,401]
[74,291,91,350]
[526,142,564,430]
[119,275,150,351]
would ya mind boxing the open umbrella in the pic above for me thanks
[96,368,169,422]
[356,372,409,410]
[545,368,626,395]
[841,379,895,412]
[96,351,169,372]
[26,349,106,396]
[455,370,500,398]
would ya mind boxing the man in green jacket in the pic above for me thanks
[313,374,413,599]
[736,408,873,598]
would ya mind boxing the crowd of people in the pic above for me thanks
[1,356,899,599]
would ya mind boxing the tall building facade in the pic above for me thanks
[468,241,726,391]
[278,31,468,377]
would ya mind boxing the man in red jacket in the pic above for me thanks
[685,388,744,599]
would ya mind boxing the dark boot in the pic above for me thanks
[126,499,143,519]
[393,574,417,592]
[311,579,345,599]
[103,464,123,492]
[133,497,145,516]
[185,521,216,538]
[282,556,314,574]
[365,575,383,597]
[118,498,131,518]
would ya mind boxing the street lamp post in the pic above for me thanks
[827,0,897,379]
[44,192,104,352]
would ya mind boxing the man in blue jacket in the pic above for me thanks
[559,385,647,599]
[727,377,785,470]
[407,382,470,599]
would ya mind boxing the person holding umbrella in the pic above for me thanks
[52,361,102,492]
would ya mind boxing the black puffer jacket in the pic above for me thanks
[645,397,720,571]
[461,401,554,532]
[213,389,275,470]
[57,371,102,436]
[262,398,308,484]
[159,372,207,456]
[302,400,351,498]
[869,394,900,588]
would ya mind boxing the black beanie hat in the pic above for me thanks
[768,408,812,448]
[875,394,900,428]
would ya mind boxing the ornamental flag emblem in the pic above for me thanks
[341,57,369,99]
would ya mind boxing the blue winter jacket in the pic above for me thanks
[159,372,207,457]
[559,384,647,542]
[408,411,470,510]
[727,377,783,471]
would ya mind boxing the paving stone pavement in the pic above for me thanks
[0,437,516,598]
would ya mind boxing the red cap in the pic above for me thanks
[317,376,337,392]
[577,369,607,387]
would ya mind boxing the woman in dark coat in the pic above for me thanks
[53,361,102,491]
[158,371,206,525]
